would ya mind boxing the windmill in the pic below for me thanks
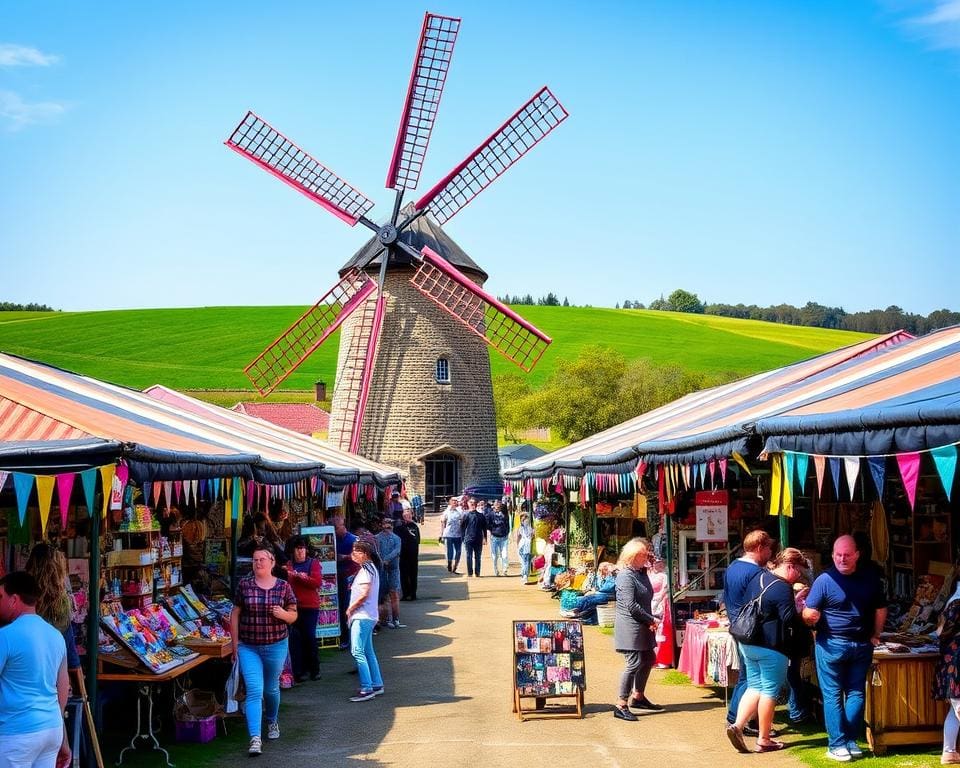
[226,12,567,498]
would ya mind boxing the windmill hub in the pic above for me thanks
[378,223,399,246]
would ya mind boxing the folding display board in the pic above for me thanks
[511,620,585,720]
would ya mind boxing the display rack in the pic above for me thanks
[677,529,729,598]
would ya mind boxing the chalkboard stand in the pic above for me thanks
[512,688,584,721]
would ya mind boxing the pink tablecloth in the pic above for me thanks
[677,621,709,685]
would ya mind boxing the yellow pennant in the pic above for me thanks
[732,451,752,477]
[769,454,783,517]
[36,475,55,534]
[99,464,117,519]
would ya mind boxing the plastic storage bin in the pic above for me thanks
[174,716,216,743]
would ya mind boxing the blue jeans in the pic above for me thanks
[574,592,611,614]
[727,645,748,724]
[519,552,532,581]
[490,536,509,575]
[814,636,874,748]
[237,639,288,737]
[787,655,811,720]
[350,618,383,693]
[464,540,483,576]
[445,536,462,567]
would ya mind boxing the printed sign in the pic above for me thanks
[695,490,728,542]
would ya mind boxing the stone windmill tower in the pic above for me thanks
[225,12,567,502]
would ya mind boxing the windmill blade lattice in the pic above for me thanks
[415,87,569,224]
[226,111,375,226]
[385,12,460,191]
[244,270,377,396]
[410,247,551,372]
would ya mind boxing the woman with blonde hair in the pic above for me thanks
[26,542,81,669]
[612,537,662,720]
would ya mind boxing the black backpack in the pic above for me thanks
[729,573,775,645]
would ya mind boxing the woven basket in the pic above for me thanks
[596,603,616,628]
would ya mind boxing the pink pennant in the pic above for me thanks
[116,462,129,489]
[709,460,717,489]
[152,482,162,507]
[718,458,728,488]
[56,473,75,530]
[174,480,183,503]
[813,456,826,495]
[897,453,922,510]
[163,481,173,509]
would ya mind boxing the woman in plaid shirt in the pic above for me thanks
[230,545,297,756]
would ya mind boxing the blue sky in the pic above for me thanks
[2,1,959,315]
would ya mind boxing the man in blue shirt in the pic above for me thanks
[723,529,775,735]
[803,534,887,762]
[0,571,70,768]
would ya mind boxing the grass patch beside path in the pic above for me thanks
[787,719,941,768]
[657,669,692,685]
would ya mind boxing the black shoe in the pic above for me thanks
[632,697,664,712]
[790,712,813,725]
[742,724,778,738]
[613,705,638,721]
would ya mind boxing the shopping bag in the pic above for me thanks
[224,657,245,714]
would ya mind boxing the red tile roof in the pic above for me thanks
[231,402,330,436]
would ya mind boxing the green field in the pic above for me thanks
[0,306,871,392]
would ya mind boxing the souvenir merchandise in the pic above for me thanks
[101,608,197,674]
[513,620,586,696]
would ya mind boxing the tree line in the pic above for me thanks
[494,345,739,443]
[619,289,959,336]
[497,293,570,306]
[0,302,57,311]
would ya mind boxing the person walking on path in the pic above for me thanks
[230,545,298,756]
[346,540,385,702]
[376,519,404,628]
[462,499,488,578]
[935,581,960,765]
[802,534,887,762]
[726,547,807,754]
[397,508,421,601]
[516,512,534,585]
[724,529,776,736]
[0,571,71,768]
[440,498,465,574]
[612,537,663,721]
[485,500,510,576]
[284,535,322,682]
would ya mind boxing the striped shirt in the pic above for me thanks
[234,576,297,645]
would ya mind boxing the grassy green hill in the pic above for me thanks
[0,306,871,393]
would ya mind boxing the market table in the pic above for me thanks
[99,653,213,767]
[865,651,948,755]
[677,621,738,688]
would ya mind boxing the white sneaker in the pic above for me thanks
[266,722,280,740]
[826,747,852,762]
[845,741,863,758]
[248,736,262,756]
[392,620,406,628]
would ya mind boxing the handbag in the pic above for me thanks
[729,573,775,645]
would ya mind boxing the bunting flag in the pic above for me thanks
[152,482,162,507]
[163,481,173,509]
[843,457,861,501]
[99,464,116,518]
[813,455,826,495]
[932,445,957,501]
[769,454,783,516]
[247,480,256,511]
[142,481,153,508]
[783,457,793,518]
[80,468,97,516]
[828,457,841,500]
[718,458,728,488]
[36,475,55,534]
[232,476,242,521]
[709,459,717,488]
[116,462,129,489]
[867,456,886,499]
[214,477,222,500]
[56,473,75,529]
[224,478,233,526]
[174,479,183,504]
[190,479,198,507]
[698,463,708,489]
[691,463,700,489]
[13,472,35,525]
[795,454,809,494]
[0,470,7,493]
[897,452,921,510]
[731,451,752,477]
[784,453,796,500]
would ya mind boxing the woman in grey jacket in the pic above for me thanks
[612,537,663,721]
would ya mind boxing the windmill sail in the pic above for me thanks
[414,87,568,224]
[326,292,387,453]
[244,271,377,396]
[410,247,551,372]
[385,12,460,191]
[226,111,375,226]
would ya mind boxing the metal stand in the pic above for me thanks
[117,684,173,768]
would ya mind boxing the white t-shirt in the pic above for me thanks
[349,563,380,622]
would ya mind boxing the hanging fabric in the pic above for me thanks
[932,445,957,501]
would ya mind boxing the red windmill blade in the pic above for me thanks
[410,247,551,372]
[226,111,376,227]
[385,12,461,191]
[414,87,569,224]
[244,270,377,396]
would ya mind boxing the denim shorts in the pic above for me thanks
[740,643,788,698]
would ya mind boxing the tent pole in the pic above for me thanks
[87,503,101,727]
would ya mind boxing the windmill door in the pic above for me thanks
[425,453,460,512]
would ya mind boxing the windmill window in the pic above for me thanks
[435,358,450,383]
